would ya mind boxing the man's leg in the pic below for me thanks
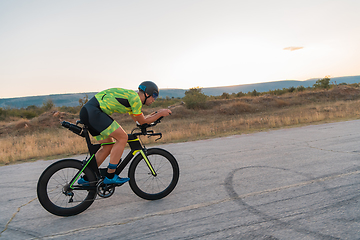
[107,126,128,171]
[103,126,130,184]
[95,138,114,166]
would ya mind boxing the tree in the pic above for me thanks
[251,89,259,96]
[297,85,306,92]
[313,76,331,89]
[288,86,296,92]
[42,99,54,111]
[220,92,230,99]
[79,94,89,107]
[236,91,245,97]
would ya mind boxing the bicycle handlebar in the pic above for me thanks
[133,117,164,140]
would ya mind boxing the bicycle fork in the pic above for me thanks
[127,135,157,177]
[134,149,157,177]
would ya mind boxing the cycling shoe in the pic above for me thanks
[103,175,130,185]
[77,177,89,186]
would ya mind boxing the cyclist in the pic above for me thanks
[78,81,171,185]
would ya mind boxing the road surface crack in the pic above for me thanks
[0,197,38,237]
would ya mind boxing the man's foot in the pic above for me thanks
[77,177,89,186]
[103,175,130,185]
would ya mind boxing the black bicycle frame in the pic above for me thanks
[68,126,156,190]
[114,134,156,176]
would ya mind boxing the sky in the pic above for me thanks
[1,0,360,98]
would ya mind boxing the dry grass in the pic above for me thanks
[1,85,360,165]
[0,130,87,163]
[161,99,360,141]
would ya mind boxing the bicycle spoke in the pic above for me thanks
[132,152,175,195]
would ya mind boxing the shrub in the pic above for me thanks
[236,91,245,97]
[297,85,306,92]
[220,92,230,99]
[79,95,89,107]
[288,86,296,92]
[0,108,5,120]
[42,99,55,111]
[250,89,259,97]
[269,88,287,96]
[313,76,331,89]
[183,87,208,109]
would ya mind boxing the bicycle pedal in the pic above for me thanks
[104,183,124,187]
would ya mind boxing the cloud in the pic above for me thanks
[283,46,304,51]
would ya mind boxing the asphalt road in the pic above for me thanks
[1,120,360,240]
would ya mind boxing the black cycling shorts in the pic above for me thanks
[79,97,120,141]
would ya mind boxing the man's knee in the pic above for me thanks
[111,128,128,142]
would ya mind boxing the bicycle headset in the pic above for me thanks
[138,81,159,104]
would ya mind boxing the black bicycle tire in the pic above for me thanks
[128,148,179,200]
[37,159,97,216]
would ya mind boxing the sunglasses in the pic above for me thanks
[153,92,158,100]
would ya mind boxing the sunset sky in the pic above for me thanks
[1,0,359,98]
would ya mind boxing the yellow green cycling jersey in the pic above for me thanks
[94,88,143,116]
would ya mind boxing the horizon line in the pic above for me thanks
[1,75,359,100]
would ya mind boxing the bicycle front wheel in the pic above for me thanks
[128,148,179,200]
[37,159,97,216]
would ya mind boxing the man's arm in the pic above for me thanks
[131,109,171,125]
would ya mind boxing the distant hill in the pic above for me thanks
[1,76,359,108]
[201,76,360,96]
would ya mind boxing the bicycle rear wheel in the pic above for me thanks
[128,148,179,200]
[37,159,97,216]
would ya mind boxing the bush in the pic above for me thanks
[250,89,259,97]
[220,92,230,99]
[42,99,55,111]
[236,91,245,97]
[313,77,331,89]
[288,86,296,92]
[268,88,287,96]
[183,87,208,109]
[79,95,89,107]
[297,85,306,92]
[0,108,5,120]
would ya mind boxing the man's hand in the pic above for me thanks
[132,109,172,125]
[156,109,172,117]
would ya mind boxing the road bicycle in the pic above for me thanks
[37,117,179,216]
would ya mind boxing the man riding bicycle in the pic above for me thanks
[78,81,171,185]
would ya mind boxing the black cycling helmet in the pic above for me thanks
[138,81,159,104]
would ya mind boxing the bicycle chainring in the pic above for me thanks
[96,181,115,198]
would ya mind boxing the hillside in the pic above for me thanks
[1,76,359,108]
[201,76,360,96]
[2,84,360,164]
